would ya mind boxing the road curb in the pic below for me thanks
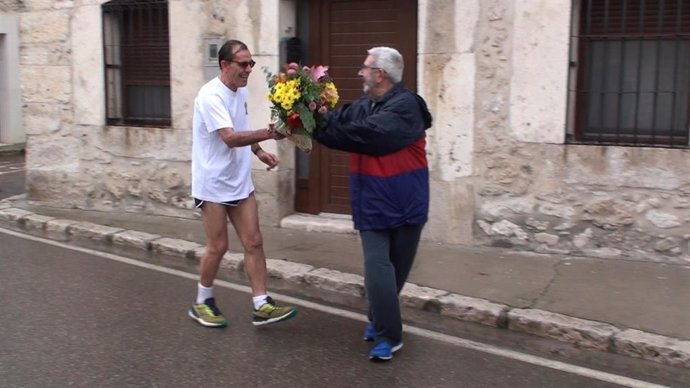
[507,308,620,352]
[0,205,688,369]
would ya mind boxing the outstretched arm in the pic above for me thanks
[314,95,426,156]
[218,126,283,148]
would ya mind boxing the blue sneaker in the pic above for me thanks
[363,322,375,341]
[368,341,403,361]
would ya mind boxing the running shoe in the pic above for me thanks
[252,296,297,326]
[188,297,228,327]
[368,341,403,361]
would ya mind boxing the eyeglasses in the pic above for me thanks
[360,64,381,71]
[228,59,256,69]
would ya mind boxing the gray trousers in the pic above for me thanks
[360,223,425,345]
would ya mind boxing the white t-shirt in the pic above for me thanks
[191,77,254,202]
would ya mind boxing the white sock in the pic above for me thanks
[252,295,268,310]
[196,283,213,304]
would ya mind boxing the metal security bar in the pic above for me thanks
[569,0,690,147]
[102,0,171,127]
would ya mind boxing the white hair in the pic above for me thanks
[368,46,404,83]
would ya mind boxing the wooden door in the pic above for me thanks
[295,0,418,214]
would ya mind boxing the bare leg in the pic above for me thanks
[227,193,267,296]
[199,202,229,287]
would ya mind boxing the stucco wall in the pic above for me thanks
[8,0,690,263]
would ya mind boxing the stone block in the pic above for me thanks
[613,329,690,369]
[20,41,70,66]
[0,208,33,225]
[280,213,355,234]
[20,10,70,43]
[20,214,55,233]
[45,219,76,240]
[150,237,201,258]
[400,283,448,311]
[438,293,509,327]
[112,230,161,251]
[23,103,62,134]
[190,248,243,272]
[266,258,314,282]
[21,65,71,104]
[25,136,80,171]
[508,309,619,351]
[220,252,244,272]
[191,246,206,261]
[68,221,124,243]
[303,268,365,297]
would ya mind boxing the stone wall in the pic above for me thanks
[7,0,690,263]
[475,145,690,264]
[419,0,690,263]
[11,0,290,223]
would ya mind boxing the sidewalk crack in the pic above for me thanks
[526,259,561,309]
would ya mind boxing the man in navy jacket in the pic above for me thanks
[314,46,433,361]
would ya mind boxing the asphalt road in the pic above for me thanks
[1,230,687,388]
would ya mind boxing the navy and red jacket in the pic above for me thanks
[313,82,433,231]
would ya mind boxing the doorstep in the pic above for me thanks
[280,212,356,234]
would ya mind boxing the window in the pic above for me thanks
[569,0,690,147]
[102,0,170,127]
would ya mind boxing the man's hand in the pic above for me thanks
[267,122,286,140]
[256,149,280,170]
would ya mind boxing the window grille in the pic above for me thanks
[102,0,171,127]
[569,0,690,147]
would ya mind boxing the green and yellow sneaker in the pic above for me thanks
[252,296,298,326]
[188,297,228,327]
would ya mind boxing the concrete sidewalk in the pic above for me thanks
[0,195,688,369]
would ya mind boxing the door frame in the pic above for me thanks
[295,0,418,214]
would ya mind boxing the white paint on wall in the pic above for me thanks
[435,53,475,181]
[418,0,477,180]
[169,0,206,129]
[0,14,23,144]
[455,0,479,54]
[510,0,570,144]
[72,5,105,126]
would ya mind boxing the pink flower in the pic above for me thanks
[309,65,329,82]
[303,66,311,72]
[308,101,317,111]
[288,62,299,70]
[318,105,328,114]
[287,68,297,75]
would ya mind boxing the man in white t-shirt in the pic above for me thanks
[189,39,297,328]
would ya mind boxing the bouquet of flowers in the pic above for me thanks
[265,62,339,153]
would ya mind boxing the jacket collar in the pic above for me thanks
[370,82,405,104]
